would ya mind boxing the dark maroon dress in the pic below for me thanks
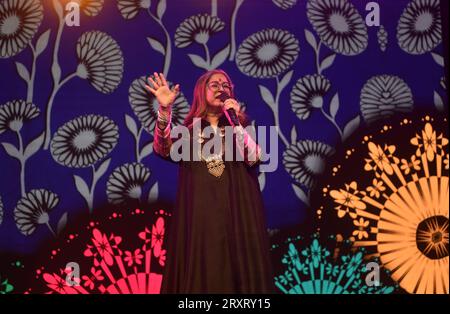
[158,115,274,293]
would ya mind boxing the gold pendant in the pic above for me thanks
[204,154,225,178]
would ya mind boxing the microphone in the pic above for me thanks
[217,91,240,127]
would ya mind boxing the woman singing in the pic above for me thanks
[146,69,274,294]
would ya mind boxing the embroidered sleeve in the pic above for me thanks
[234,125,262,167]
[153,108,173,158]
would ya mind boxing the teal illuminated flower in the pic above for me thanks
[274,237,396,294]
[301,239,329,268]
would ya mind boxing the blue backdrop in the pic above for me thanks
[0,0,447,254]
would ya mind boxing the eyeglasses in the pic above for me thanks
[207,81,233,92]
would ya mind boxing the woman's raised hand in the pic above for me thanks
[145,72,180,110]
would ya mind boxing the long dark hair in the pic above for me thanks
[183,69,248,128]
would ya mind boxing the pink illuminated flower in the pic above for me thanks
[151,217,165,257]
[43,273,77,294]
[82,267,104,290]
[124,248,144,267]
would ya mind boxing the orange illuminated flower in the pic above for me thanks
[352,218,369,240]
[330,182,366,218]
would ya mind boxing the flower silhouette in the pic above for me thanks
[290,74,331,120]
[14,189,59,236]
[174,13,225,48]
[352,218,369,240]
[307,0,368,56]
[397,0,442,55]
[330,182,366,218]
[51,114,119,168]
[117,0,151,19]
[0,0,43,58]
[76,31,124,94]
[360,75,413,124]
[106,162,151,205]
[236,28,299,78]
[0,100,40,134]
[411,123,448,162]
[283,140,334,188]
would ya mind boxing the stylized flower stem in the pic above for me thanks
[136,126,144,163]
[46,221,57,237]
[228,0,245,61]
[320,107,343,139]
[27,43,38,103]
[87,165,97,212]
[44,71,77,149]
[15,131,25,197]
[202,43,211,66]
[147,8,172,77]
[43,1,66,150]
[315,40,322,75]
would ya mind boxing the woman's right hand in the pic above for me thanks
[145,72,180,110]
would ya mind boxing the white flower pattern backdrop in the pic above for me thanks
[0,0,447,255]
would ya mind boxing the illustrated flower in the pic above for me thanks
[117,0,151,19]
[272,0,297,10]
[0,0,43,58]
[236,28,300,78]
[352,218,369,240]
[91,229,115,265]
[14,189,59,236]
[330,181,366,218]
[129,76,189,134]
[124,248,144,267]
[151,217,165,257]
[0,100,40,134]
[360,75,413,124]
[366,179,385,198]
[377,184,449,293]
[411,123,448,162]
[301,239,330,268]
[341,251,363,277]
[397,0,442,55]
[106,163,151,205]
[364,142,396,175]
[283,140,335,189]
[290,74,331,120]
[51,114,119,168]
[282,243,300,267]
[43,273,77,294]
[400,155,421,175]
[138,227,151,250]
[76,31,124,94]
[274,237,396,294]
[307,0,368,56]
[416,216,448,260]
[82,267,104,290]
[72,0,104,16]
[174,13,225,48]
